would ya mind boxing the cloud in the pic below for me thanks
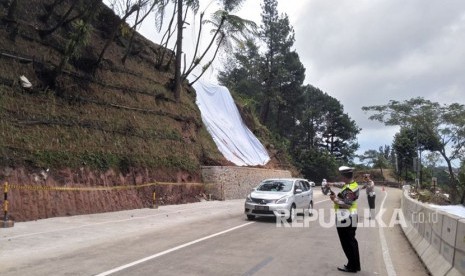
[132,0,465,158]
[357,125,400,152]
[285,0,465,154]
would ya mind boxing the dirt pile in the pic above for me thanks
[409,189,451,206]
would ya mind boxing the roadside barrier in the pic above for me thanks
[401,187,465,276]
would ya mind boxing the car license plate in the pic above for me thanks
[255,205,269,211]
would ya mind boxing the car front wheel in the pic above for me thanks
[247,214,255,220]
[287,205,296,223]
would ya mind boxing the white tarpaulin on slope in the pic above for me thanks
[193,80,270,166]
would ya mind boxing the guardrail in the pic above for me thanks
[401,186,465,275]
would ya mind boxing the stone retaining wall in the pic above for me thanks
[201,166,292,200]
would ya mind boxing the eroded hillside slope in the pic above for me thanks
[0,0,295,221]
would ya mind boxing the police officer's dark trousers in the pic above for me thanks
[336,214,360,271]
[368,195,376,210]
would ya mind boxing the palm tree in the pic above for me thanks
[54,19,92,81]
[166,0,255,100]
[173,0,184,101]
[6,0,19,22]
[121,0,167,65]
[184,10,257,86]
[95,2,140,67]
[171,0,199,101]
[39,1,80,37]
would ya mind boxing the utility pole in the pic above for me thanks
[415,127,421,189]
[418,148,423,187]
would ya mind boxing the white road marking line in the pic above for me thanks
[314,199,330,204]
[95,222,256,276]
[379,190,397,276]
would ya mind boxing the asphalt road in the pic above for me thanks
[0,187,429,276]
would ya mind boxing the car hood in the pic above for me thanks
[250,191,290,200]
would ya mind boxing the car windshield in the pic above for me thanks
[257,180,293,192]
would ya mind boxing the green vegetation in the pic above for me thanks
[0,0,379,185]
[0,83,204,173]
[363,98,465,204]
[0,0,230,176]
[218,0,360,181]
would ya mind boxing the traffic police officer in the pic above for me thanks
[329,166,361,273]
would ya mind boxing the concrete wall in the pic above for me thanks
[401,187,465,276]
[201,166,292,200]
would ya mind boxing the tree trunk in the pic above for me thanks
[182,16,225,82]
[39,1,77,37]
[173,0,183,102]
[419,149,423,188]
[260,98,270,125]
[96,5,138,67]
[156,5,177,69]
[122,0,159,65]
[42,0,66,23]
[440,150,460,203]
[6,0,19,21]
[188,35,224,86]
[184,12,204,76]
[121,7,141,65]
[276,103,283,133]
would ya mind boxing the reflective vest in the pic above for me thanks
[334,181,359,213]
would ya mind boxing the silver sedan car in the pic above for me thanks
[244,178,315,222]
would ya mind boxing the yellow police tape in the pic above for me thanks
[7,181,206,192]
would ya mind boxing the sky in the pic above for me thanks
[232,0,465,157]
[128,0,465,163]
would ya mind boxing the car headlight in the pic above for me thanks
[275,196,289,204]
[245,195,253,203]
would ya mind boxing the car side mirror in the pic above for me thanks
[295,188,302,194]
[311,183,315,187]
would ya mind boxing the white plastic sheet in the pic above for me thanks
[428,204,465,218]
[193,80,270,166]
